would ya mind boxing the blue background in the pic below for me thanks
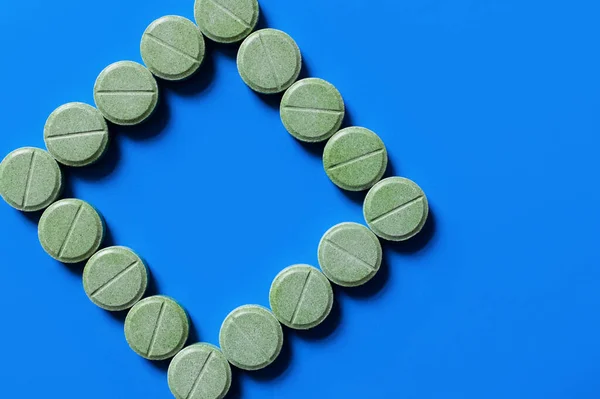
[1,0,599,398]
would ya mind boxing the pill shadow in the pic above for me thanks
[159,49,216,97]
[384,207,437,255]
[211,40,240,60]
[225,368,243,398]
[243,335,292,382]
[296,139,326,158]
[66,134,121,182]
[290,296,342,341]
[18,208,43,225]
[112,89,171,142]
[339,254,390,299]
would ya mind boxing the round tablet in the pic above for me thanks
[323,127,388,191]
[219,305,283,370]
[363,177,429,241]
[237,29,302,94]
[83,246,148,311]
[168,343,232,399]
[38,198,104,263]
[0,147,62,212]
[280,78,345,143]
[125,295,189,361]
[93,61,159,125]
[269,265,333,329]
[44,103,109,167]
[318,222,382,287]
[194,0,259,44]
[141,16,206,81]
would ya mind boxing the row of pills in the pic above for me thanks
[0,0,430,398]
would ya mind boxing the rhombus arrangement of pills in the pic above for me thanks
[0,1,430,398]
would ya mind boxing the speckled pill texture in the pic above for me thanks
[38,198,104,263]
[269,265,333,329]
[280,78,345,143]
[125,295,189,361]
[168,343,232,399]
[323,127,388,191]
[194,0,259,44]
[219,305,283,370]
[0,147,62,212]
[93,61,159,125]
[83,246,148,311]
[318,222,382,287]
[237,29,302,94]
[364,177,429,241]
[44,103,109,167]
[141,15,205,81]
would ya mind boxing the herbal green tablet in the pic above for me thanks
[83,246,148,311]
[194,0,259,44]
[141,16,206,81]
[318,222,382,287]
[323,127,388,191]
[168,343,232,399]
[93,61,159,125]
[38,198,104,263]
[0,147,62,212]
[219,305,283,370]
[280,78,345,143]
[44,103,109,167]
[125,295,189,361]
[363,177,429,241]
[269,265,333,329]
[237,29,302,94]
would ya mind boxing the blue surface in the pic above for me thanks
[1,0,600,398]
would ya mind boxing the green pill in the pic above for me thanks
[269,264,334,330]
[168,343,232,399]
[38,198,104,263]
[141,16,206,81]
[44,103,109,167]
[323,127,388,191]
[194,0,259,44]
[219,305,283,370]
[0,147,62,212]
[280,78,345,143]
[93,61,159,126]
[318,222,382,287]
[83,246,148,311]
[125,295,189,361]
[237,29,302,94]
[363,177,429,241]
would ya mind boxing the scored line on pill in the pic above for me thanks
[89,260,140,298]
[327,148,384,171]
[21,150,36,207]
[290,271,312,324]
[145,34,200,64]
[57,204,84,258]
[186,351,214,399]
[146,301,166,356]
[46,129,107,140]
[208,0,252,29]
[95,90,156,95]
[258,32,282,91]
[231,317,271,363]
[324,239,376,271]
[370,195,425,224]
[282,106,343,115]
